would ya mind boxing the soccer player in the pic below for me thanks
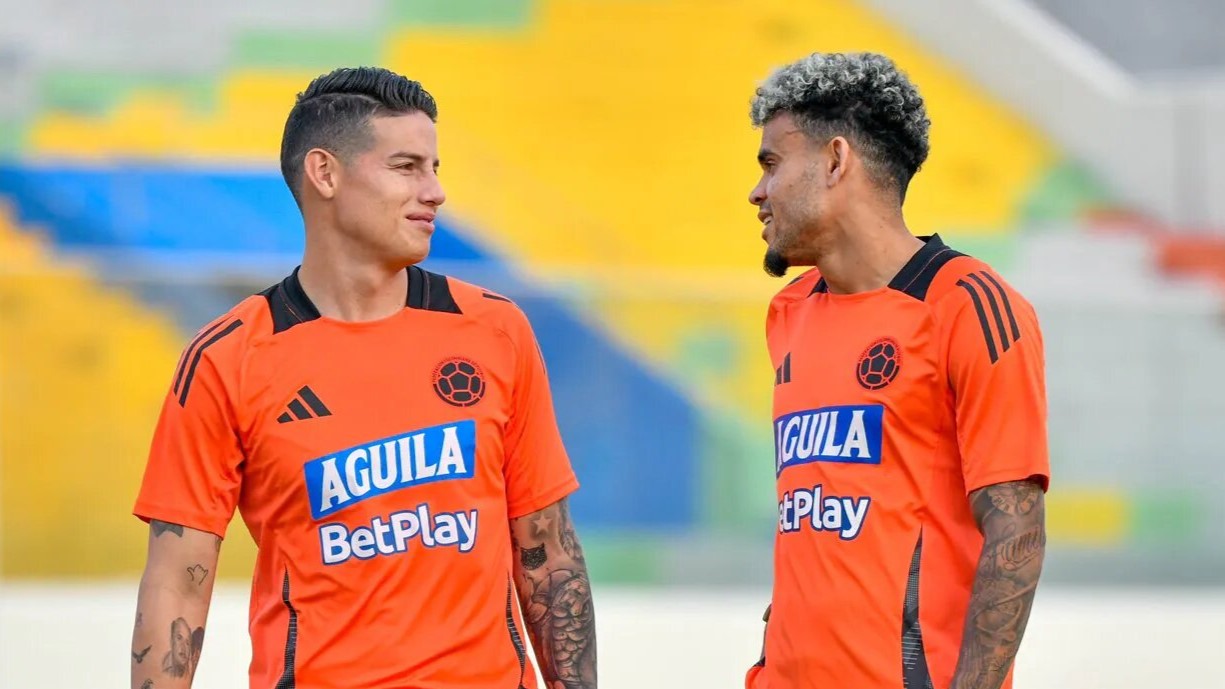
[744,53,1050,689]
[129,67,597,689]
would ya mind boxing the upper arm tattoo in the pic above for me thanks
[150,520,184,538]
[952,480,1046,689]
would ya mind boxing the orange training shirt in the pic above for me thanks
[753,235,1050,689]
[134,265,579,689]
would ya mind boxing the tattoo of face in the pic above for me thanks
[132,645,151,664]
[161,617,205,679]
[136,611,143,627]
[187,564,209,585]
[141,681,154,689]
[150,520,184,538]
[215,536,223,552]
[520,544,548,570]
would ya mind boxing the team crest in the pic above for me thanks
[433,357,486,407]
[856,338,901,391]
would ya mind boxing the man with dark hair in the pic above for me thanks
[744,53,1050,689]
[130,66,597,689]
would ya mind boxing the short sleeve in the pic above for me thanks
[133,341,245,538]
[502,311,579,519]
[946,273,1051,495]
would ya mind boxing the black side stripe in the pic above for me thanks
[783,352,791,383]
[275,570,298,689]
[956,280,999,363]
[505,577,528,689]
[967,272,1011,354]
[482,292,512,303]
[173,318,226,395]
[980,271,1021,341]
[298,386,331,417]
[177,319,243,406]
[901,533,934,689]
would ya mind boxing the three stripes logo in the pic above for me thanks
[173,317,243,407]
[774,352,792,386]
[278,386,332,424]
[955,271,1021,364]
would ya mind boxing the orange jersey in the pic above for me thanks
[134,266,579,689]
[755,235,1050,689]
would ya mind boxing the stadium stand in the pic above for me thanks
[1,0,1219,583]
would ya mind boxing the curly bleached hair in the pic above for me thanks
[751,52,931,201]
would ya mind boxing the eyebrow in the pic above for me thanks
[757,148,775,165]
[389,152,440,167]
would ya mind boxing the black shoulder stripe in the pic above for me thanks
[810,277,829,295]
[261,269,322,334]
[967,272,1012,354]
[979,271,1021,341]
[893,247,965,301]
[261,286,305,335]
[407,266,463,314]
[956,280,999,364]
[178,319,243,406]
[173,318,227,395]
[482,292,512,303]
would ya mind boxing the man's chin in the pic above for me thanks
[763,248,790,278]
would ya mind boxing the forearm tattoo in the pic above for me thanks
[161,617,205,680]
[512,500,597,689]
[951,480,1046,689]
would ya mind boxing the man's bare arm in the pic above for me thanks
[510,498,597,689]
[131,520,221,689]
[950,480,1046,689]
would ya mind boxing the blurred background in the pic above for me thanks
[0,0,1222,687]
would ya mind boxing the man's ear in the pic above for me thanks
[825,136,852,187]
[302,148,341,200]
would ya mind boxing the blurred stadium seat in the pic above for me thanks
[0,0,1221,591]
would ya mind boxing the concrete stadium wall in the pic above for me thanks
[0,583,1221,689]
[865,0,1225,229]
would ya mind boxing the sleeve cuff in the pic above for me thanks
[506,475,581,520]
[964,468,1050,496]
[133,501,231,539]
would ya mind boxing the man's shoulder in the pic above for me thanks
[179,294,270,362]
[419,268,535,338]
[922,252,1032,323]
[770,268,824,308]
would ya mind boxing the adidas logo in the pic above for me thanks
[774,352,792,385]
[277,386,332,423]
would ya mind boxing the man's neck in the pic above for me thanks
[298,240,410,322]
[814,210,924,295]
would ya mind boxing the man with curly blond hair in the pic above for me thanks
[745,52,1050,689]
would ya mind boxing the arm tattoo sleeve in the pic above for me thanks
[512,500,597,689]
[950,480,1046,689]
